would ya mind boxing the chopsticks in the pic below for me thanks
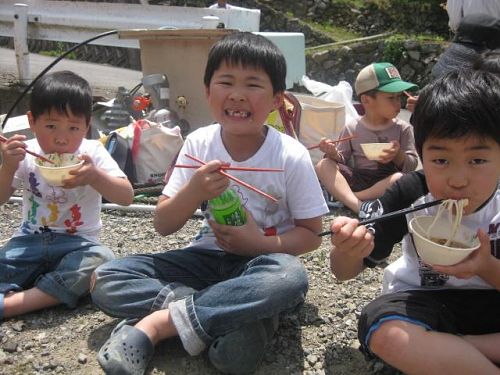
[175,164,284,172]
[0,134,54,164]
[318,199,444,237]
[307,135,356,150]
[184,154,279,202]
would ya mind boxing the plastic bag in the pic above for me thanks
[105,119,184,186]
[301,75,359,124]
[294,94,345,164]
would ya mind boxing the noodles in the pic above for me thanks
[417,199,469,247]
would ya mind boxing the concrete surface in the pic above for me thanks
[0,46,143,98]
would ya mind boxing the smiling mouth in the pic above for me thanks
[226,109,251,118]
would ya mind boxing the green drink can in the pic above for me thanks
[209,189,247,226]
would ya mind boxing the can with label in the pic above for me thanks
[209,188,247,226]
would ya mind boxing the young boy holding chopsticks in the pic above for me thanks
[315,62,419,214]
[329,70,500,374]
[0,70,134,320]
[91,32,328,375]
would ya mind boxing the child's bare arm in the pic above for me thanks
[0,134,26,204]
[432,229,500,290]
[210,214,323,257]
[329,216,374,281]
[64,154,134,206]
[154,160,228,236]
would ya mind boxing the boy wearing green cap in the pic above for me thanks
[315,62,419,214]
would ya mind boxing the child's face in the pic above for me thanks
[422,135,500,215]
[364,92,402,121]
[28,107,88,154]
[205,61,283,138]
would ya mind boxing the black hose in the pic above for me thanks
[1,29,119,130]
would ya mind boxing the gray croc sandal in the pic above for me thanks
[97,319,154,375]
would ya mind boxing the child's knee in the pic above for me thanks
[368,320,406,357]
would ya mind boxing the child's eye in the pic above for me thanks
[470,158,487,165]
[432,158,448,165]
[70,126,82,131]
[45,124,56,129]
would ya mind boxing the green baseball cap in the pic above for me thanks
[355,62,418,96]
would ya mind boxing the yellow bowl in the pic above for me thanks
[35,153,84,186]
[408,215,479,266]
[360,143,392,160]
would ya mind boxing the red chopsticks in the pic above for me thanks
[307,134,356,150]
[175,164,284,172]
[0,134,54,164]
[184,154,279,202]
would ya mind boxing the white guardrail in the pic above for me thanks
[0,0,261,82]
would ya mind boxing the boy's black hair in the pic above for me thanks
[29,70,92,125]
[203,32,286,94]
[412,70,500,157]
[473,49,500,75]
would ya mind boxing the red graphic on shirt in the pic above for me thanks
[64,204,84,234]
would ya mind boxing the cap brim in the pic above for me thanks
[378,81,418,93]
[431,42,483,79]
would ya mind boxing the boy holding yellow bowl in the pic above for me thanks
[0,71,134,320]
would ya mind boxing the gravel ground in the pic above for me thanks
[0,200,402,375]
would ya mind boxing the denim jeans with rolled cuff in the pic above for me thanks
[91,247,308,358]
[0,232,115,317]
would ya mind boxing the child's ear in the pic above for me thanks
[360,93,373,106]
[272,91,284,111]
[27,111,36,132]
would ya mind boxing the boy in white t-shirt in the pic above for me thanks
[92,32,328,375]
[328,70,500,374]
[0,70,134,320]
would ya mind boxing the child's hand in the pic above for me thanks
[209,209,262,256]
[431,230,494,280]
[318,137,339,160]
[406,95,418,113]
[378,141,400,164]
[62,153,95,188]
[330,216,374,260]
[0,134,27,172]
[189,160,229,201]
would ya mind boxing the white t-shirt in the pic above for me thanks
[12,138,126,242]
[163,124,329,250]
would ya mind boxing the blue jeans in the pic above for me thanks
[92,247,308,356]
[0,232,114,308]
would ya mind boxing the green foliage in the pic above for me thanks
[39,42,77,60]
[383,36,405,65]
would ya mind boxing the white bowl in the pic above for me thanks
[408,215,479,266]
[35,153,84,186]
[360,143,392,160]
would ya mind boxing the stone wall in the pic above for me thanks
[305,37,446,93]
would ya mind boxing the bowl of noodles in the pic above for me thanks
[359,143,392,161]
[408,199,479,266]
[35,153,83,186]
